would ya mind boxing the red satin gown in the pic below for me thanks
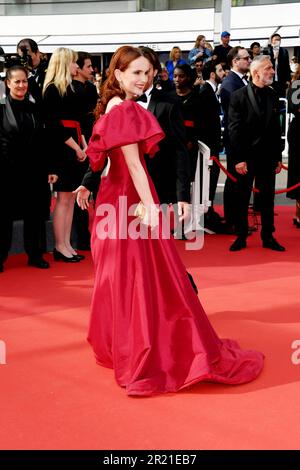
[87,100,264,396]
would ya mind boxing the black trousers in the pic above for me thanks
[234,163,276,240]
[72,202,91,247]
[223,148,238,225]
[72,160,91,247]
[0,205,46,264]
[209,153,221,204]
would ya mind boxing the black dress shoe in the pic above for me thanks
[28,258,50,269]
[229,237,247,252]
[293,218,300,228]
[53,248,80,262]
[262,237,286,252]
[72,253,85,261]
[0,264,4,273]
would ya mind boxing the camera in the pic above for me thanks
[0,46,33,72]
[262,45,271,55]
[262,44,280,56]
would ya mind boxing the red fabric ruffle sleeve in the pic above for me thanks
[87,100,165,172]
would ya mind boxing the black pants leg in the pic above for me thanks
[223,149,238,225]
[234,170,255,239]
[209,157,221,204]
[72,203,91,248]
[253,174,263,211]
[0,210,14,265]
[256,169,276,241]
[23,211,45,260]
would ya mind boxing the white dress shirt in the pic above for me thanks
[136,85,153,109]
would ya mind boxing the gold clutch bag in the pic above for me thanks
[134,201,146,219]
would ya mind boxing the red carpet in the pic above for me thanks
[1,206,300,450]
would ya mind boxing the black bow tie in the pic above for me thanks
[242,75,248,82]
[136,93,147,103]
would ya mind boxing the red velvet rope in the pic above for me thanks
[210,156,298,195]
[210,156,237,183]
[275,183,300,194]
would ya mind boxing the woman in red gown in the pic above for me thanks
[84,46,264,396]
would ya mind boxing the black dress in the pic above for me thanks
[177,90,201,180]
[43,83,85,191]
[286,84,300,200]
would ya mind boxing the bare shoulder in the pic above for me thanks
[106,97,123,114]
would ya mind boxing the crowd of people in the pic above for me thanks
[1,32,299,396]
[0,41,98,272]
[0,32,299,275]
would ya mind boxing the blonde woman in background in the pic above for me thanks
[188,34,212,66]
[165,46,186,81]
[43,47,87,262]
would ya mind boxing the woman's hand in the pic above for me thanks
[73,185,91,210]
[145,204,160,229]
[48,174,58,184]
[76,148,87,162]
[137,203,159,229]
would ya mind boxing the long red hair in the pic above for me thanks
[95,46,144,119]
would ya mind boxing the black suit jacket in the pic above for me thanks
[269,47,291,94]
[0,96,48,173]
[29,59,48,108]
[198,82,221,156]
[0,95,51,216]
[82,91,191,204]
[228,84,282,168]
[220,71,246,137]
[145,88,190,203]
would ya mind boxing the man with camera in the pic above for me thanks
[17,38,48,105]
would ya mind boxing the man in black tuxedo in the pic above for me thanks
[199,62,224,201]
[198,61,225,231]
[267,33,291,97]
[228,55,285,252]
[138,46,191,221]
[220,46,251,231]
[72,51,98,250]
